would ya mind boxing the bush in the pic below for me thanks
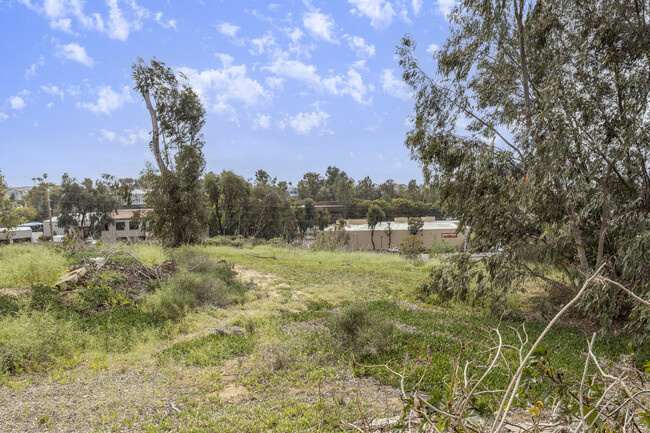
[313,229,349,251]
[428,239,460,255]
[172,247,222,273]
[399,235,425,260]
[416,254,507,311]
[203,235,253,248]
[0,295,19,316]
[145,267,247,320]
[328,303,393,357]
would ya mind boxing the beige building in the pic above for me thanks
[338,217,464,251]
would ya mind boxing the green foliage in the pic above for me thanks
[132,58,209,246]
[145,265,246,320]
[407,216,423,235]
[399,0,650,338]
[312,227,349,251]
[399,235,425,259]
[0,295,19,317]
[157,333,256,366]
[366,204,385,250]
[142,144,209,246]
[0,311,83,374]
[0,245,68,288]
[328,303,393,357]
[428,239,459,255]
[58,173,119,238]
[30,285,63,310]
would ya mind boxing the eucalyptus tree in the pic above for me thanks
[400,0,650,334]
[132,58,209,245]
[366,204,386,250]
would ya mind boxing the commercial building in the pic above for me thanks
[339,217,464,251]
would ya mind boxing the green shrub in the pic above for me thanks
[428,239,460,255]
[203,235,250,248]
[416,253,508,312]
[399,235,425,259]
[313,230,349,251]
[172,247,222,273]
[328,303,393,357]
[30,285,63,310]
[0,295,19,316]
[145,267,247,320]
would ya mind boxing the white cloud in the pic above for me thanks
[118,128,148,145]
[9,96,26,110]
[78,85,131,114]
[380,69,411,100]
[252,113,271,130]
[22,0,149,39]
[25,56,45,79]
[436,0,457,18]
[218,22,239,37]
[345,68,373,104]
[41,85,65,100]
[178,56,271,117]
[99,127,148,145]
[0,112,8,121]
[107,0,136,40]
[285,27,303,44]
[99,128,116,141]
[47,102,54,108]
[250,33,276,55]
[412,0,422,14]
[426,43,439,54]
[348,0,395,29]
[346,35,375,58]
[155,12,176,30]
[349,152,355,158]
[265,76,285,90]
[281,110,330,135]
[303,10,337,43]
[57,43,94,67]
[264,53,372,103]
[50,17,72,32]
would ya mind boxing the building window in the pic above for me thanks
[116,222,126,231]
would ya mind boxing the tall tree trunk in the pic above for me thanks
[142,90,168,175]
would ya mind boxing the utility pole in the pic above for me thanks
[47,187,54,244]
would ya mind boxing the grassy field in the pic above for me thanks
[0,242,643,432]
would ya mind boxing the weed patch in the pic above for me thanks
[0,245,68,288]
[157,333,256,366]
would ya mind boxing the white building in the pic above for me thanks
[101,209,150,243]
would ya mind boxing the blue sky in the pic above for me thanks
[0,0,454,187]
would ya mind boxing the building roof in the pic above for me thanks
[343,220,460,232]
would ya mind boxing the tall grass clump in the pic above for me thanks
[145,253,247,320]
[328,302,394,357]
[0,310,83,374]
[127,243,167,266]
[0,245,68,288]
